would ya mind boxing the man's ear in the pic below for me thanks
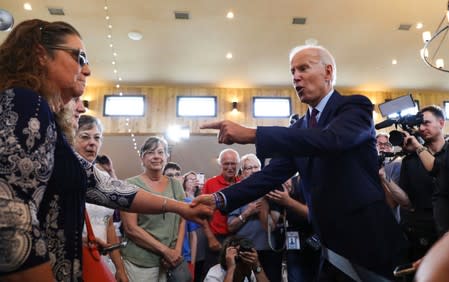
[439,117,445,129]
[324,64,333,83]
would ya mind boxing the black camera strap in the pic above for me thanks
[267,208,286,252]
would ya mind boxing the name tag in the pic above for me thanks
[286,231,301,250]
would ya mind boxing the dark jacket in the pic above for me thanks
[219,90,406,278]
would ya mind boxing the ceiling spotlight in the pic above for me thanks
[305,38,318,46]
[24,3,32,11]
[392,59,398,65]
[416,22,423,29]
[226,11,234,19]
[128,31,143,41]
[226,52,233,59]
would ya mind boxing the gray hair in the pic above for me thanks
[376,132,390,139]
[289,45,337,86]
[77,115,103,134]
[217,148,240,165]
[140,136,169,158]
[240,153,261,168]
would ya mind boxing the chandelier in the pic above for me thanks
[421,1,449,72]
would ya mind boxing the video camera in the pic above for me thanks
[375,94,424,147]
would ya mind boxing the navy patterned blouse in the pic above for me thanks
[0,88,138,281]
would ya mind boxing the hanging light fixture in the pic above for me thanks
[0,9,14,31]
[421,1,449,72]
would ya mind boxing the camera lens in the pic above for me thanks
[238,238,254,252]
[389,130,405,147]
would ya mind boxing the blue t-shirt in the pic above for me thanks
[182,197,200,261]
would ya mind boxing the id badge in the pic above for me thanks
[286,231,301,250]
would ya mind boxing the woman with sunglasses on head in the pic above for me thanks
[0,19,212,282]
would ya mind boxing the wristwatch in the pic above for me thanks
[238,214,246,223]
[254,264,262,274]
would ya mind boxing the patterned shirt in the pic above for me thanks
[0,88,139,281]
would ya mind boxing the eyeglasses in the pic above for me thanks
[222,162,238,167]
[166,172,181,178]
[377,141,392,147]
[77,133,103,142]
[243,165,260,171]
[47,45,89,67]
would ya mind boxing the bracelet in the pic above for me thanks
[416,146,428,155]
[162,198,167,220]
[238,214,246,223]
[212,193,225,209]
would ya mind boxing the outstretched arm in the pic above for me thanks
[130,190,213,224]
[201,120,256,145]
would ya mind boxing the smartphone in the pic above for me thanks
[197,173,205,185]
[393,263,416,277]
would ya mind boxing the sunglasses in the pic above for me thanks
[47,45,89,67]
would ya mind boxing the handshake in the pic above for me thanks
[180,194,218,224]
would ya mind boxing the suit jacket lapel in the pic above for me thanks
[317,90,341,127]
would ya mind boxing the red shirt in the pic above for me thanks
[202,174,239,235]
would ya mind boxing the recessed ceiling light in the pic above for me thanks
[226,11,234,19]
[174,11,190,20]
[128,31,143,41]
[392,59,398,65]
[226,52,233,59]
[24,3,32,11]
[305,38,318,46]
[398,24,411,31]
[292,17,306,25]
[416,22,423,29]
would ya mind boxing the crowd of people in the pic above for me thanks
[2,17,449,282]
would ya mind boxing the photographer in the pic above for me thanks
[204,236,269,282]
[402,105,449,237]
[380,105,445,281]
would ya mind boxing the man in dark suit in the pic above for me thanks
[195,45,406,281]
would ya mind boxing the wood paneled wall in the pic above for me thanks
[83,85,449,135]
